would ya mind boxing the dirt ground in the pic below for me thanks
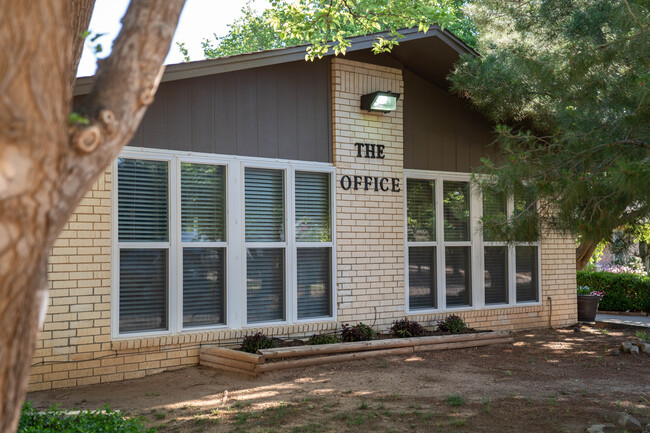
[28,324,650,433]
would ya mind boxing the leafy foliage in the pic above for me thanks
[450,0,650,267]
[340,322,376,342]
[308,333,340,345]
[390,319,425,338]
[19,402,153,433]
[185,0,476,61]
[577,271,650,313]
[241,332,278,353]
[437,315,468,333]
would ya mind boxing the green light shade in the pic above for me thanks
[360,91,400,112]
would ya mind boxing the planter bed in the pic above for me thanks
[200,331,513,376]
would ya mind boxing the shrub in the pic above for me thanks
[308,333,340,345]
[19,402,154,433]
[577,271,650,313]
[340,322,376,342]
[390,319,425,338]
[241,332,277,353]
[438,315,468,333]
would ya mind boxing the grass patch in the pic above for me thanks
[446,394,464,407]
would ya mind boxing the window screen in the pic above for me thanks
[443,181,470,242]
[295,172,330,242]
[118,159,168,242]
[245,168,284,242]
[181,163,226,242]
[445,246,471,307]
[407,179,435,242]
[516,246,538,302]
[183,248,225,327]
[408,246,437,310]
[484,246,508,304]
[482,191,507,242]
[247,248,285,323]
[297,248,331,319]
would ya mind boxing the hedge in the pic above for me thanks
[577,271,650,313]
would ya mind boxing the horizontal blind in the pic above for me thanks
[484,246,508,304]
[407,179,435,242]
[181,163,226,242]
[445,246,471,307]
[408,246,437,310]
[516,246,538,302]
[443,181,470,241]
[247,248,284,323]
[295,172,331,242]
[245,168,285,242]
[119,249,168,333]
[183,248,225,327]
[514,189,538,242]
[297,248,331,319]
[482,191,507,242]
[118,158,168,242]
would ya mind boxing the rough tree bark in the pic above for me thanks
[0,1,185,431]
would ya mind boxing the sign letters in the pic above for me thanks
[341,142,400,193]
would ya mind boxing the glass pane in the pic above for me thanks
[445,246,471,307]
[409,246,437,310]
[245,168,285,242]
[443,181,470,241]
[295,172,331,242]
[484,246,508,304]
[181,163,226,242]
[516,246,538,302]
[407,179,435,242]
[183,248,225,327]
[514,188,538,242]
[247,248,284,323]
[118,159,168,242]
[297,248,331,319]
[119,249,167,333]
[482,191,507,242]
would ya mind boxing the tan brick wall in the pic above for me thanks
[30,59,576,392]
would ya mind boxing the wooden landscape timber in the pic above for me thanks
[199,331,513,376]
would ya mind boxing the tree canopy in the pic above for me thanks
[448,0,649,269]
[180,0,476,60]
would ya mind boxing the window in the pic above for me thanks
[405,171,540,312]
[114,151,335,336]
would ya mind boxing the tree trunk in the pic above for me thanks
[576,239,600,271]
[0,1,185,431]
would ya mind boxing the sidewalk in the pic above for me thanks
[596,313,650,328]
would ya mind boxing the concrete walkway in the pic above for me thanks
[596,313,650,328]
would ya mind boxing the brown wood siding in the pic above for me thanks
[129,59,332,162]
[403,71,495,172]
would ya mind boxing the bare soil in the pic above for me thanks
[28,324,650,432]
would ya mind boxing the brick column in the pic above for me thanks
[331,58,405,330]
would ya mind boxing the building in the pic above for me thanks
[29,27,577,391]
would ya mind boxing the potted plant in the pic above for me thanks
[577,285,605,322]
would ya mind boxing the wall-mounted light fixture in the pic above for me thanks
[360,91,400,113]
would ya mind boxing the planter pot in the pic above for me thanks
[577,295,602,322]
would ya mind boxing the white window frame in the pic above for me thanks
[111,147,336,339]
[404,169,541,315]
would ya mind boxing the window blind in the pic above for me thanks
[245,168,284,242]
[516,246,538,302]
[295,172,331,242]
[443,181,470,241]
[183,248,225,327]
[484,246,508,304]
[408,246,437,310]
[482,191,507,242]
[297,248,331,319]
[119,249,168,333]
[407,179,435,242]
[181,163,226,242]
[445,246,471,307]
[118,159,169,242]
[247,248,284,323]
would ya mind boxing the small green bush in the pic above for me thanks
[19,402,154,433]
[340,322,376,342]
[577,271,650,313]
[241,332,277,353]
[390,319,425,338]
[438,315,468,333]
[308,333,340,345]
